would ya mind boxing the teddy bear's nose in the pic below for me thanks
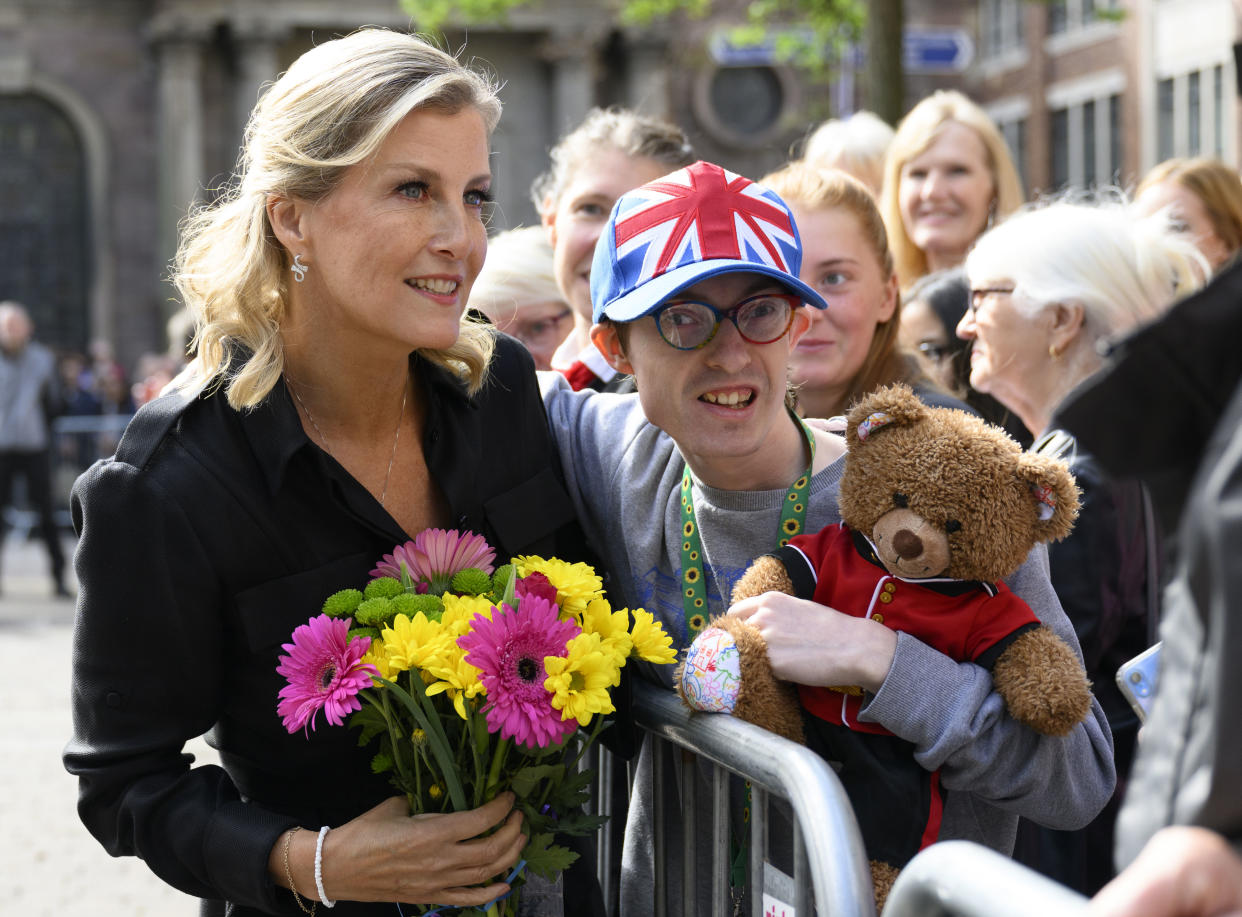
[892,529,924,560]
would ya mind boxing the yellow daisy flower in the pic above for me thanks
[543,632,619,725]
[381,612,449,674]
[513,555,603,620]
[629,609,677,664]
[580,598,632,674]
[441,593,496,636]
[361,635,394,682]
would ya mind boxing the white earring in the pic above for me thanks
[291,253,308,283]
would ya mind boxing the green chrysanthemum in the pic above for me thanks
[490,564,515,600]
[397,593,443,620]
[451,568,492,596]
[322,588,364,618]
[364,577,404,600]
[354,597,395,627]
[347,625,381,642]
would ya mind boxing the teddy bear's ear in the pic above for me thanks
[845,383,927,450]
[1013,452,1081,543]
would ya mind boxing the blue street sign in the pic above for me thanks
[903,28,974,73]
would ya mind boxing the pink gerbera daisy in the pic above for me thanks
[276,615,377,736]
[370,529,496,594]
[458,595,580,748]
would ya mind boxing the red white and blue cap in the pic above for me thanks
[590,160,829,323]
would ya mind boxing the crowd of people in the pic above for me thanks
[52,25,1242,917]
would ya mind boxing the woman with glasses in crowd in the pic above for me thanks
[959,197,1206,895]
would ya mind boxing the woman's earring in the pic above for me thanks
[291,254,308,283]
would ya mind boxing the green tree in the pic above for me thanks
[400,0,901,123]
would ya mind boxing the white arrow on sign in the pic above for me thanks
[903,27,975,73]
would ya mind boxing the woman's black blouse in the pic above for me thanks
[63,337,579,916]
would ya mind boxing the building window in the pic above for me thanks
[1051,108,1069,189]
[1082,100,1096,187]
[1109,94,1122,182]
[994,116,1028,190]
[1188,71,1201,157]
[979,0,1025,59]
[1048,0,1118,34]
[1214,65,1224,157]
[1157,77,1175,162]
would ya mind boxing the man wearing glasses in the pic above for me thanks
[540,160,1113,916]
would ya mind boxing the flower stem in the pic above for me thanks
[485,735,511,801]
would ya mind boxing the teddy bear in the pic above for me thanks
[675,383,1093,911]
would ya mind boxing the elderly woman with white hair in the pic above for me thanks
[959,198,1206,896]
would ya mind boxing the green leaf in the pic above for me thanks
[509,763,564,798]
[521,833,580,881]
[348,704,389,746]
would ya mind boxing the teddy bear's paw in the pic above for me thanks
[676,627,743,714]
[870,859,901,914]
[993,626,1093,736]
[730,555,796,604]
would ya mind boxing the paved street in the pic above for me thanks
[1,533,211,915]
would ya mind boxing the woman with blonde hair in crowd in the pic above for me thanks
[881,90,1024,288]
[960,196,1207,896]
[532,107,694,392]
[64,28,596,915]
[469,225,572,370]
[800,109,895,197]
[1135,156,1242,275]
[761,162,967,420]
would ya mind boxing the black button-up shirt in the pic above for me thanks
[64,337,579,915]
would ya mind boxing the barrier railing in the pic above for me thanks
[881,840,1090,917]
[594,678,876,917]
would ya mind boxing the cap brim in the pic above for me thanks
[595,259,829,324]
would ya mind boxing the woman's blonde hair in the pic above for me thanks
[174,28,502,410]
[1136,156,1242,261]
[880,90,1025,288]
[469,225,563,318]
[799,110,895,197]
[762,162,931,414]
[530,107,695,215]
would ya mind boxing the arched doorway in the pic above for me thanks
[0,94,89,351]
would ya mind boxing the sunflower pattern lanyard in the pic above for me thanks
[679,415,816,638]
[678,415,815,907]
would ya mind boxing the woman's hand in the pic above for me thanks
[728,592,897,693]
[1089,826,1242,917]
[272,792,525,907]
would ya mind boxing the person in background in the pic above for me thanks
[532,106,695,392]
[1050,258,1242,917]
[760,163,965,420]
[1135,156,1242,276]
[960,197,1207,895]
[881,90,1024,289]
[62,29,595,916]
[799,109,894,197]
[900,268,1029,444]
[541,160,1115,916]
[0,300,68,597]
[468,225,572,370]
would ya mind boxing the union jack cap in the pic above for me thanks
[590,160,829,323]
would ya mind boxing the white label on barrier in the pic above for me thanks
[763,893,795,917]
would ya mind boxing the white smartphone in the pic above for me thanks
[1115,642,1162,723]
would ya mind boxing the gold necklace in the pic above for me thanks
[289,380,407,508]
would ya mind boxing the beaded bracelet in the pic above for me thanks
[282,827,316,916]
[315,825,336,908]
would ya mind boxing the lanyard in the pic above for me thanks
[679,415,816,636]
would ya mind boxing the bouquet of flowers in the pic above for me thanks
[275,528,676,916]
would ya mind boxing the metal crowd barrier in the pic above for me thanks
[881,841,1090,917]
[591,678,875,917]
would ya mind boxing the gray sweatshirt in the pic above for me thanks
[541,377,1116,914]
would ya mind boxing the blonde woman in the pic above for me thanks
[1136,156,1242,274]
[881,90,1024,288]
[961,197,1206,894]
[469,225,572,370]
[64,29,586,916]
[761,163,964,419]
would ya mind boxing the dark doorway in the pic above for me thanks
[0,94,89,351]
